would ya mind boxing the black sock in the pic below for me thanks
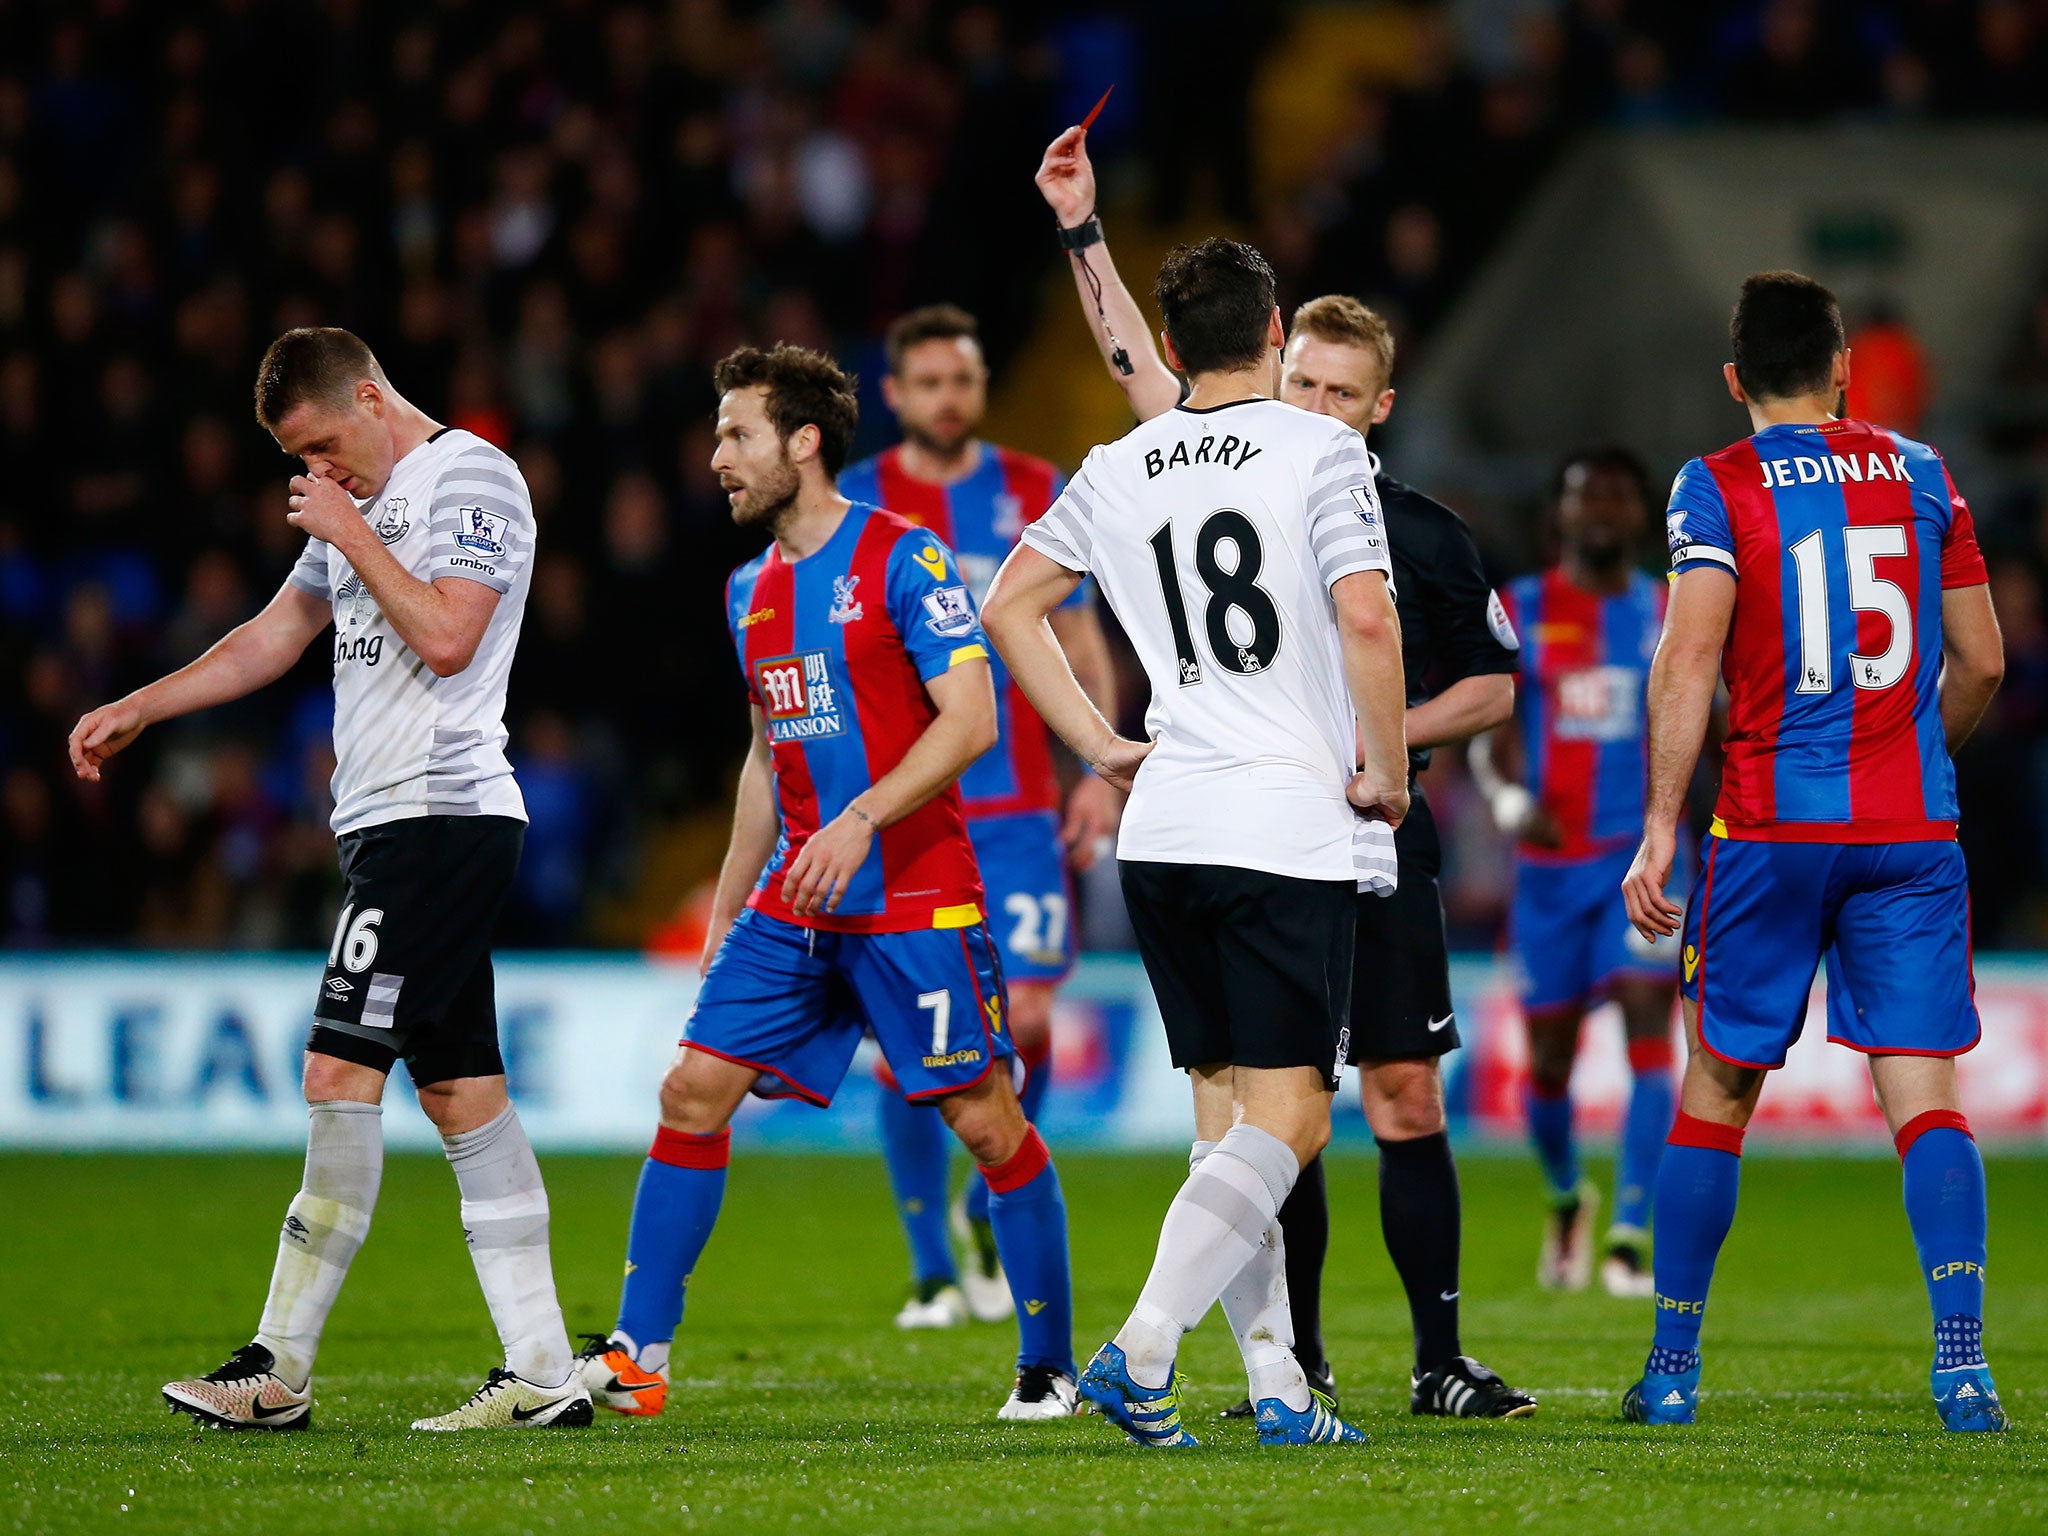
[1377,1131,1462,1374]
[1276,1153,1329,1377]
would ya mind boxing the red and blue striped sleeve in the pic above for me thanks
[1666,458,1736,576]
[1936,455,1988,589]
[883,527,990,683]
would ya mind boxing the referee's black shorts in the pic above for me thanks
[1120,859,1356,1091]
[1349,786,1461,1062]
[308,814,524,1086]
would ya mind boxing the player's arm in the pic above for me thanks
[984,544,1152,790]
[1466,718,1559,848]
[1046,602,1122,868]
[1939,582,2004,751]
[780,658,999,919]
[287,470,500,677]
[1334,570,1410,828]
[1623,567,1734,939]
[1034,126,1181,423]
[1410,674,1513,752]
[68,579,330,782]
[701,711,781,971]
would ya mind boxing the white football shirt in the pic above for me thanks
[1022,397,1398,887]
[287,427,534,836]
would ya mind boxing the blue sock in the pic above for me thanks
[878,1087,956,1287]
[1616,1041,1675,1233]
[1646,1116,1744,1369]
[968,1047,1052,1225]
[1898,1115,1987,1368]
[983,1128,1074,1376]
[1526,1085,1579,1202]
[615,1127,730,1350]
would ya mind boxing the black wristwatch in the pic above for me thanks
[1057,214,1104,252]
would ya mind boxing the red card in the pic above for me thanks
[1079,84,1114,132]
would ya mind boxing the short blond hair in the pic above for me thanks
[1287,295,1395,392]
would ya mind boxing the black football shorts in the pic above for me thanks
[1120,859,1356,1091]
[1349,790,1460,1061]
[308,814,524,1086]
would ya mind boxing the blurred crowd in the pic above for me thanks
[3,0,2048,951]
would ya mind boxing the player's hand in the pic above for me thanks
[1087,734,1152,793]
[1034,125,1097,228]
[68,698,149,782]
[782,808,875,917]
[1623,825,1683,941]
[1346,774,1409,831]
[286,470,361,545]
[1522,804,1565,850]
[1060,773,1124,871]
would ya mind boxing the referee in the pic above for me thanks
[1035,123,1537,1418]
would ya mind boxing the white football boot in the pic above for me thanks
[162,1342,311,1430]
[893,1282,970,1330]
[410,1367,594,1430]
[951,1189,1014,1324]
[997,1365,1081,1421]
[1537,1180,1600,1292]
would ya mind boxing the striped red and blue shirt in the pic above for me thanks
[726,503,990,932]
[1666,418,1988,844]
[838,443,1072,819]
[1501,568,1665,860]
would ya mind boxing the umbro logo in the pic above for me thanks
[282,1214,310,1245]
[1661,1389,1686,1406]
[325,976,353,996]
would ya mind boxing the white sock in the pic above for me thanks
[608,1331,670,1378]
[444,1106,573,1387]
[255,1100,383,1389]
[1115,1124,1300,1389]
[1220,1222,1311,1409]
[1189,1139,1312,1411]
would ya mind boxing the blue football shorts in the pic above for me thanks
[1679,835,1978,1069]
[969,810,1074,986]
[1512,841,1682,1014]
[683,907,1014,1104]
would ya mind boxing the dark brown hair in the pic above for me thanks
[884,304,980,373]
[1154,239,1277,375]
[712,344,861,476]
[1731,271,1844,402]
[253,327,384,430]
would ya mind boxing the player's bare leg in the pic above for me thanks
[1604,978,1679,1297]
[933,1069,1077,1420]
[1524,1004,1599,1291]
[578,1046,758,1417]
[1868,1054,2004,1430]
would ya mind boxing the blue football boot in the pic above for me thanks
[1078,1343,1199,1448]
[1254,1388,1367,1445]
[1933,1364,2008,1432]
[1621,1361,1700,1425]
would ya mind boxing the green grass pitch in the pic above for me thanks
[2,1148,2043,1534]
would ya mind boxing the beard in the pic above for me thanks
[1574,532,1630,573]
[729,451,802,531]
[903,416,975,458]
